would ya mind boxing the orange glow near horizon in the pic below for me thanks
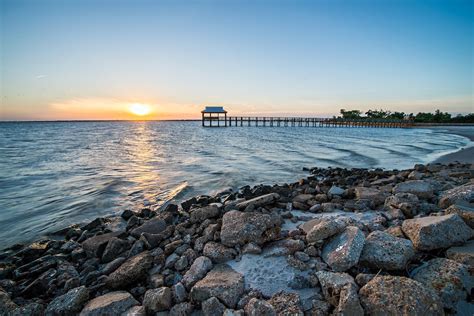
[129,103,152,116]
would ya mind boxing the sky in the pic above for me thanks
[0,0,473,120]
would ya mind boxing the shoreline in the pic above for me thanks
[429,126,474,164]
[0,162,473,315]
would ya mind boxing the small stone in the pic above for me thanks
[169,302,193,316]
[45,286,89,315]
[402,214,472,251]
[122,305,145,316]
[190,204,221,223]
[244,298,276,316]
[130,218,167,238]
[105,251,153,289]
[384,193,419,218]
[143,287,172,313]
[121,210,135,220]
[354,187,387,206]
[79,291,138,316]
[328,186,345,196]
[335,283,363,315]
[447,240,474,267]
[393,180,434,199]
[439,183,474,208]
[242,243,262,255]
[316,270,357,307]
[0,288,18,315]
[101,238,130,263]
[305,218,346,243]
[172,282,187,303]
[82,232,122,258]
[321,226,365,272]
[235,193,280,210]
[181,256,213,289]
[267,292,303,315]
[202,297,226,316]
[174,256,188,271]
[445,204,474,228]
[203,241,237,263]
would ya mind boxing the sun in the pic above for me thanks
[129,103,152,116]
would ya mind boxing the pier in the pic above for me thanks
[201,107,413,128]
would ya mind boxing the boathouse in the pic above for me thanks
[201,106,227,127]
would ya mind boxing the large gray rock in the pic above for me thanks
[203,241,237,263]
[45,286,89,316]
[354,187,387,206]
[101,237,130,263]
[130,218,167,238]
[445,204,474,228]
[393,180,434,199]
[190,204,221,223]
[384,193,419,218]
[181,256,213,289]
[334,283,364,316]
[359,276,443,315]
[143,287,172,313]
[220,210,281,247]
[360,230,415,270]
[190,264,244,308]
[402,214,472,251]
[79,291,138,316]
[305,218,347,243]
[235,193,280,210]
[447,240,474,267]
[105,251,153,289]
[316,271,357,307]
[439,183,474,208]
[412,258,470,311]
[321,226,365,272]
[82,232,122,258]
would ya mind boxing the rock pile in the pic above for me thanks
[0,162,473,315]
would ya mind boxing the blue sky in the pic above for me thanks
[1,0,473,120]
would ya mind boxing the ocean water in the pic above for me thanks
[0,121,471,247]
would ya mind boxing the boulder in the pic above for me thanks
[393,180,434,199]
[305,218,347,243]
[143,287,172,313]
[334,283,363,316]
[190,264,244,308]
[190,204,221,223]
[359,276,443,315]
[220,210,281,247]
[321,226,365,271]
[169,303,193,316]
[328,186,345,197]
[447,240,474,267]
[412,258,470,310]
[122,306,145,316]
[354,187,387,206]
[130,218,167,238]
[202,297,226,316]
[439,183,474,208]
[101,238,131,263]
[79,291,138,316]
[82,232,122,258]
[244,298,276,316]
[106,251,153,289]
[316,271,357,307]
[235,193,280,210]
[384,193,419,218]
[0,288,18,316]
[203,242,237,263]
[402,214,472,251]
[445,204,474,228]
[359,230,415,270]
[45,286,89,315]
[293,194,314,203]
[181,256,213,289]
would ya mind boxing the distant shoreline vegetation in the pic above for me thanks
[337,109,474,123]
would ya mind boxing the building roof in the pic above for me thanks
[201,106,227,113]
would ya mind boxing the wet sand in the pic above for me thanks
[432,126,474,164]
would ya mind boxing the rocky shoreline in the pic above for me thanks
[1,163,473,315]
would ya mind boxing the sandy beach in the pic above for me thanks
[431,126,474,164]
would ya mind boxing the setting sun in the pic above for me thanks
[129,103,152,116]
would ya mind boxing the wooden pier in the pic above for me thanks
[200,107,413,128]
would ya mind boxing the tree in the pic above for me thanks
[340,109,362,119]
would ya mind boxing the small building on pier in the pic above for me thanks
[201,106,227,127]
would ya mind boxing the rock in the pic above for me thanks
[181,256,213,289]
[408,170,423,180]
[439,183,474,208]
[11,303,44,316]
[190,264,244,308]
[328,186,345,196]
[447,240,474,267]
[359,276,443,315]
[316,271,357,306]
[127,240,146,257]
[359,230,415,270]
[106,251,153,289]
[220,210,281,247]
[143,287,172,313]
[102,257,126,275]
[45,286,89,315]
[101,238,130,263]
[0,288,18,316]
[190,204,221,223]
[393,180,434,199]
[121,210,135,220]
[169,302,193,316]
[321,226,365,271]
[202,297,226,316]
[402,214,472,251]
[445,204,474,228]
[412,258,470,310]
[305,218,346,243]
[242,242,262,255]
[354,187,386,206]
[384,193,419,218]
[181,197,198,212]
[82,232,122,258]
[235,193,280,210]
[122,305,145,316]
[172,282,187,303]
[79,291,138,316]
[244,298,276,316]
[293,194,314,204]
[130,218,167,238]
[334,283,364,315]
[203,242,237,263]
[267,292,303,315]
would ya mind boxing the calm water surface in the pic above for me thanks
[0,121,471,247]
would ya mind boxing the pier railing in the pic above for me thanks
[211,117,414,128]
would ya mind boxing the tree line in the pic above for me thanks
[337,109,474,123]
